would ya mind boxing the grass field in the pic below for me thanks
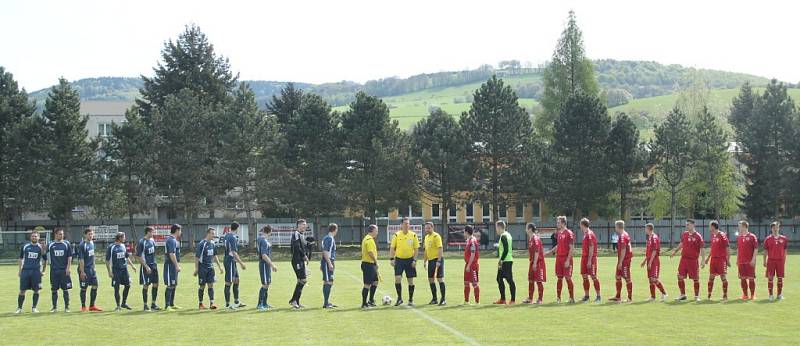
[1,253,797,345]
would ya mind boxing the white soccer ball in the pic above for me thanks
[382,295,393,305]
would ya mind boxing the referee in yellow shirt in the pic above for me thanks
[390,217,420,306]
[360,225,379,309]
[424,221,446,305]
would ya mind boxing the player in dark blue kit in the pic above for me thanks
[223,222,247,310]
[136,226,160,311]
[164,224,182,311]
[77,228,102,312]
[289,219,310,309]
[45,227,73,313]
[195,228,223,310]
[321,223,338,309]
[105,232,137,311]
[257,225,277,311]
[16,230,45,314]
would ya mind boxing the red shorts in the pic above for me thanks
[580,256,597,277]
[464,265,479,283]
[555,256,573,278]
[528,261,546,282]
[678,258,700,280]
[766,259,785,278]
[737,263,755,278]
[709,257,727,276]
[647,260,660,279]
[616,259,631,279]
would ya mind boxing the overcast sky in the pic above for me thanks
[2,0,797,91]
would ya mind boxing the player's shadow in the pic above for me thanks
[753,299,777,305]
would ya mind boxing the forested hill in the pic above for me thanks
[28,59,774,108]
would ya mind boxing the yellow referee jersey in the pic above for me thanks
[391,230,419,259]
[424,232,443,260]
[361,234,377,263]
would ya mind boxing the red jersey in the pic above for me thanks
[646,233,661,262]
[617,231,632,261]
[680,231,704,260]
[736,232,758,264]
[528,235,544,263]
[464,237,479,263]
[709,232,729,258]
[556,229,574,257]
[582,229,598,258]
[764,234,788,261]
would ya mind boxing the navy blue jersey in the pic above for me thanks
[165,236,180,264]
[77,240,96,270]
[105,243,129,269]
[195,239,216,269]
[19,242,44,270]
[223,232,238,261]
[257,236,272,264]
[136,238,157,265]
[322,234,336,263]
[47,241,72,270]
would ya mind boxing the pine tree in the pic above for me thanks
[688,106,740,219]
[607,112,647,219]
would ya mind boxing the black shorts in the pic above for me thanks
[139,265,159,285]
[361,262,378,285]
[497,261,514,280]
[20,269,42,291]
[111,267,131,287]
[394,258,417,278]
[224,258,239,282]
[198,266,216,285]
[79,269,98,288]
[427,259,444,279]
[50,270,73,290]
[292,261,307,280]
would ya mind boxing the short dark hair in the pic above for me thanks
[328,223,338,233]
[30,230,39,237]
[114,232,125,242]
[771,221,780,227]
[296,219,307,227]
[367,224,378,233]
[54,227,64,234]
[231,221,240,230]
[739,220,749,228]
[145,226,154,234]
[464,225,474,235]
[686,219,696,225]
[261,225,273,234]
[424,221,434,228]
[83,228,92,235]
[526,223,537,232]
[206,227,215,234]
[170,224,182,234]
[710,220,719,230]
[580,218,590,227]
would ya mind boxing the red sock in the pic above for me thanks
[474,286,480,303]
[693,280,700,297]
[656,281,666,295]
[593,278,601,296]
[777,278,783,296]
[678,279,686,295]
[557,279,563,299]
[464,285,470,302]
[722,280,728,297]
[748,279,756,297]
[566,279,574,299]
[768,280,774,295]
[582,278,590,296]
[740,279,748,296]
[537,282,544,301]
[615,279,622,298]
[626,281,633,300]
[649,283,656,298]
[707,280,714,297]
[528,282,535,300]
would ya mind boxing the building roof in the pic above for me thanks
[80,100,133,116]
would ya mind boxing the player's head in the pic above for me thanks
[495,220,506,235]
[614,220,625,234]
[464,225,474,238]
[54,227,64,241]
[230,221,240,231]
[770,221,780,234]
[114,232,126,243]
[401,217,410,230]
[171,224,182,237]
[685,219,696,232]
[579,218,590,231]
[29,230,40,243]
[709,220,719,233]
[738,220,749,234]
[328,223,338,236]
[525,223,537,236]
[556,216,567,230]
[261,225,273,235]
[206,227,216,240]
[367,224,379,237]
[424,221,434,234]
[645,223,654,236]
[296,219,307,232]
[473,228,481,240]
[144,226,154,238]
[83,228,94,241]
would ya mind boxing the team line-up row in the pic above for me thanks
[13,217,789,314]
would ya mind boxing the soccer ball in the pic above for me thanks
[382,295,393,305]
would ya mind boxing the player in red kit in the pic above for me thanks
[546,216,574,304]
[523,223,546,304]
[609,220,633,303]
[579,218,601,303]
[463,225,480,305]
[763,221,787,301]
[704,221,730,301]
[736,220,758,300]
[641,223,667,302]
[671,219,706,301]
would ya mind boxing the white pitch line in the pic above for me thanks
[341,270,481,346]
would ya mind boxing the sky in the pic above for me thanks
[1,0,798,92]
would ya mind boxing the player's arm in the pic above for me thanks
[565,240,573,268]
[412,236,419,267]
[41,247,48,273]
[751,244,757,266]
[466,244,476,271]
[127,255,137,272]
[18,248,24,277]
[105,248,112,278]
[136,241,149,273]
[193,247,200,276]
[322,239,333,270]
[168,241,180,271]
[726,241,731,267]
[78,246,86,279]
[617,243,626,269]
[499,235,510,267]
[436,241,444,267]
[232,249,246,269]
[388,236,396,266]
[700,246,706,268]
[762,243,768,267]
[214,254,223,273]
[531,246,539,272]
[587,241,594,270]
[671,242,683,258]
[66,254,72,275]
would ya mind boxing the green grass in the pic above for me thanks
[1,254,797,345]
